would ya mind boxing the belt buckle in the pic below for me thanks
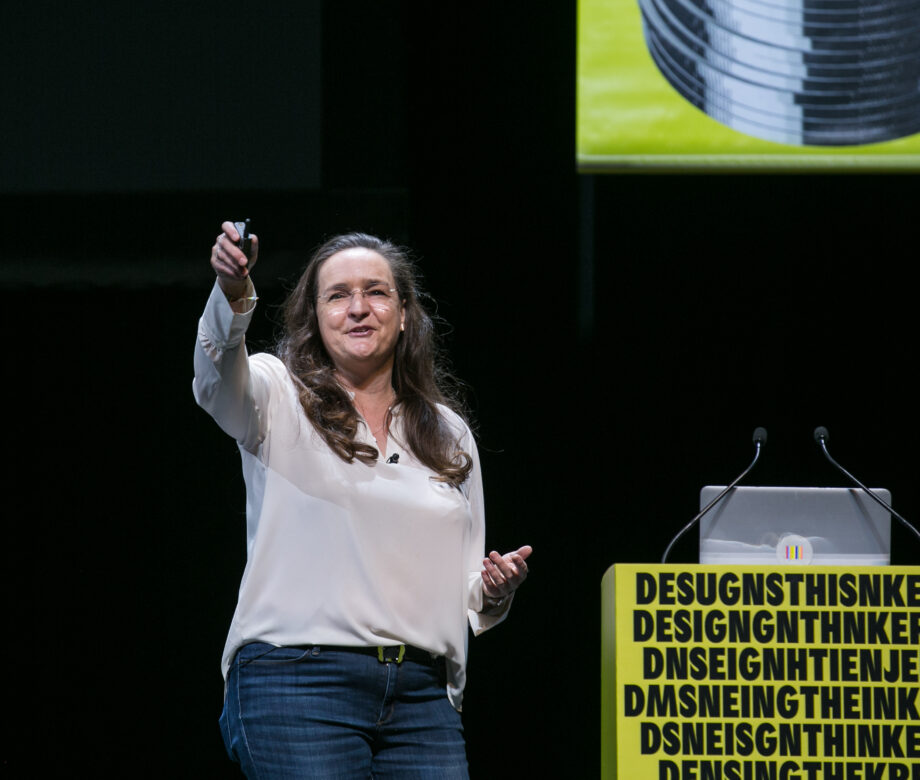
[377,645,405,664]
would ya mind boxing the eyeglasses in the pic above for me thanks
[317,285,398,313]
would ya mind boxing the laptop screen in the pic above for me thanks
[698,486,891,566]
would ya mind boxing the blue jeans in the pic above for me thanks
[220,643,469,779]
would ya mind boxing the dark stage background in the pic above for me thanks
[5,2,918,776]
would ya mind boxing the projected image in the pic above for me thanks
[639,0,920,147]
[577,0,920,170]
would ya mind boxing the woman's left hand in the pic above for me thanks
[481,545,532,606]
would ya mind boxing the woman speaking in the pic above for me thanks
[194,221,531,778]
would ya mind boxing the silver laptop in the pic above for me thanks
[699,486,891,566]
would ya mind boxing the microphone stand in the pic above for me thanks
[814,427,920,546]
[661,428,767,563]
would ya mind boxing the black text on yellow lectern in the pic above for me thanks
[601,564,920,780]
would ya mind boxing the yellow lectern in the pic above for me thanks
[601,564,920,780]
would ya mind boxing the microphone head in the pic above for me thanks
[753,427,767,445]
[814,426,829,443]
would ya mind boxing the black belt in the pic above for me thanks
[306,644,441,665]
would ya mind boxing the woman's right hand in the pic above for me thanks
[212,220,259,299]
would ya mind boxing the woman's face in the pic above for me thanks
[315,247,406,380]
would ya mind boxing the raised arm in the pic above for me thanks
[193,222,266,451]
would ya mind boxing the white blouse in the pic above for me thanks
[193,281,508,709]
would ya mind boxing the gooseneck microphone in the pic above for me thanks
[813,426,920,545]
[661,427,767,563]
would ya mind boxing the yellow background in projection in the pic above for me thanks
[603,564,920,779]
[576,0,920,170]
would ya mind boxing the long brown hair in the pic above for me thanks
[276,233,473,487]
